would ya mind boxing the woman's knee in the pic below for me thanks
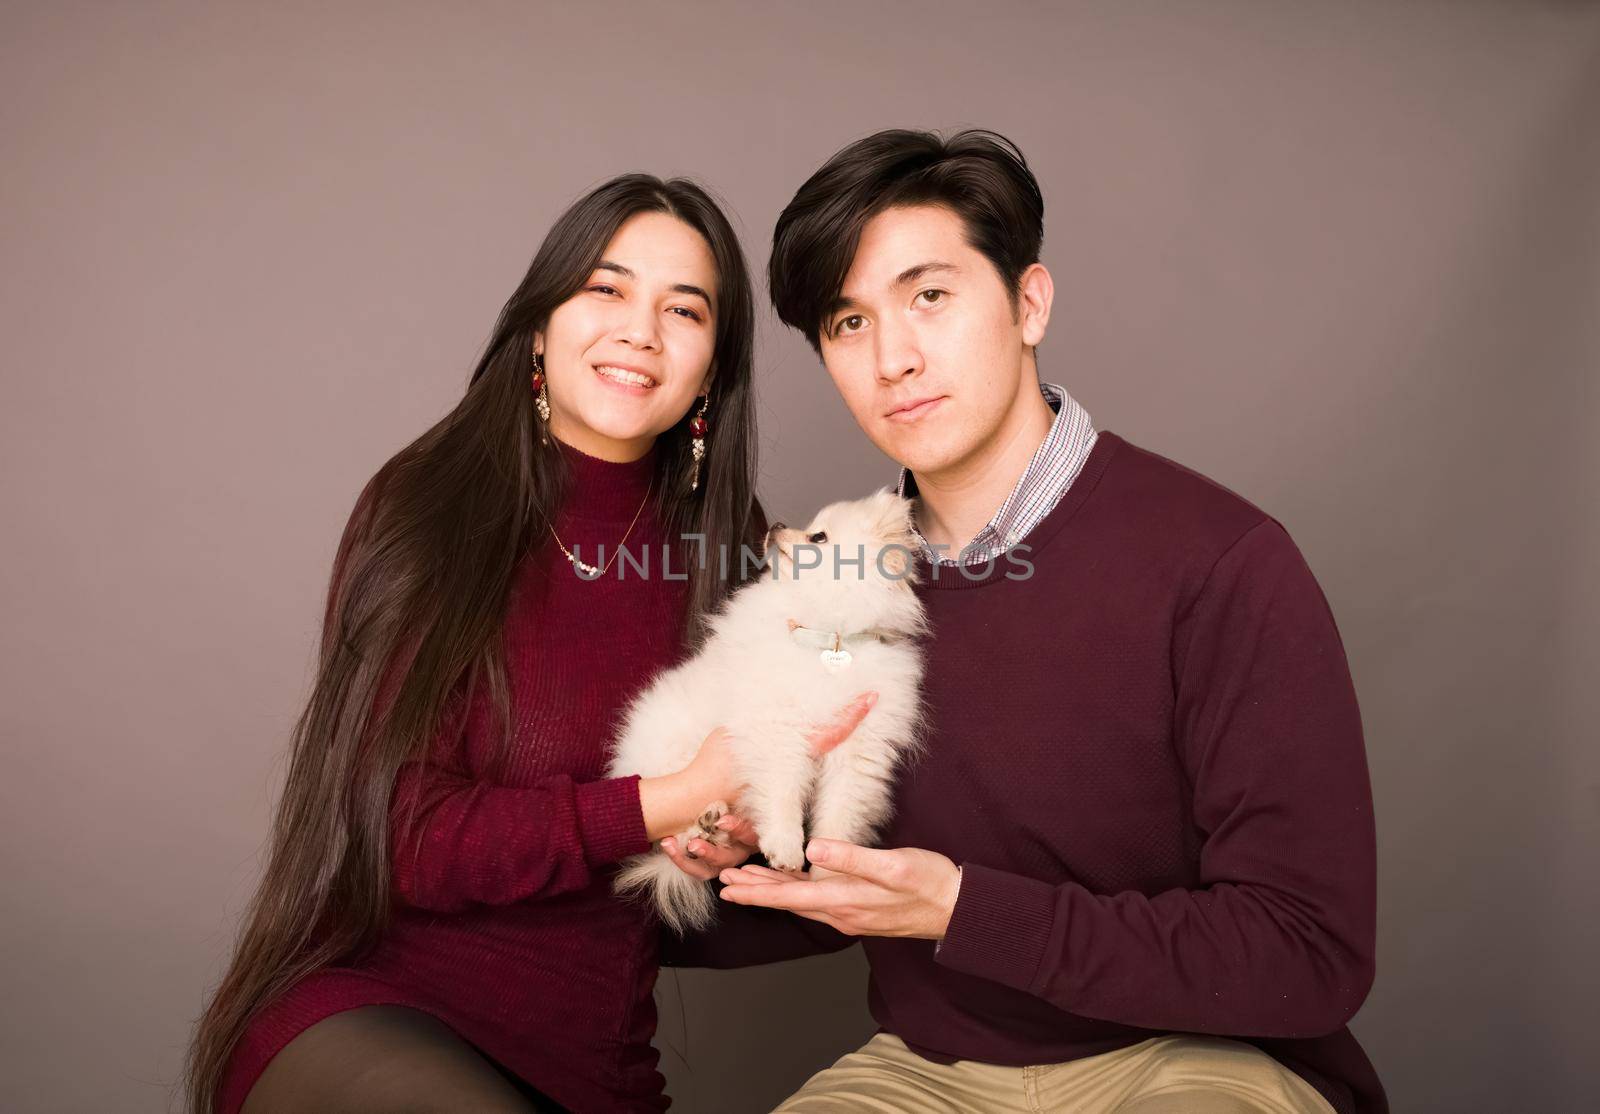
[240,1005,538,1114]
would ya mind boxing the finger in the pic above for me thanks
[717,814,761,846]
[718,883,802,908]
[805,839,900,885]
[687,838,753,871]
[805,691,878,758]
[718,865,791,886]
[723,862,802,883]
[718,878,852,912]
[660,837,718,882]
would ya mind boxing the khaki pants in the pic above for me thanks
[773,1032,1336,1114]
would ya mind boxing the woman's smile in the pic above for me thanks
[593,362,660,394]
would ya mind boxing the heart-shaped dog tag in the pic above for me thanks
[819,648,853,673]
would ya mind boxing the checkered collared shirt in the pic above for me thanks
[896,381,1099,566]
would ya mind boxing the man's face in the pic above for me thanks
[817,204,1045,478]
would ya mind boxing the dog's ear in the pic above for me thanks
[880,540,911,579]
[870,489,915,541]
[869,491,917,580]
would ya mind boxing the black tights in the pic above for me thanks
[239,1005,567,1114]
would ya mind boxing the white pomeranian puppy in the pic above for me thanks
[605,488,928,933]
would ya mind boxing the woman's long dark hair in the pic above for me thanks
[183,174,760,1114]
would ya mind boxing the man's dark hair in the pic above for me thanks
[768,128,1045,351]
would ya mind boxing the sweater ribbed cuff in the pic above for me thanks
[932,862,1057,993]
[574,775,652,867]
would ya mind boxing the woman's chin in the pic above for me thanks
[558,408,669,450]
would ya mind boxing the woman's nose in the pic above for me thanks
[614,305,661,350]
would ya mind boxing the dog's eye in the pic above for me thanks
[807,531,828,544]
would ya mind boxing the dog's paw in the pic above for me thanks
[695,800,729,834]
[762,836,807,874]
[691,801,734,847]
[675,801,735,860]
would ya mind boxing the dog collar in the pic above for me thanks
[786,620,900,672]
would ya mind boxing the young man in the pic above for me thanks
[662,129,1385,1114]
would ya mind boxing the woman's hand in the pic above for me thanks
[679,724,745,813]
[660,691,878,881]
[639,726,743,843]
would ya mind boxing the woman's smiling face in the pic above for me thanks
[537,210,719,461]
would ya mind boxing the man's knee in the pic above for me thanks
[1117,1089,1277,1114]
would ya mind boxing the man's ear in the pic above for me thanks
[1017,263,1053,348]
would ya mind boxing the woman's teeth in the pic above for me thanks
[595,365,656,388]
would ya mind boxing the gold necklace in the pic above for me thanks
[549,479,652,578]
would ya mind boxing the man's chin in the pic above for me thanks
[877,437,964,479]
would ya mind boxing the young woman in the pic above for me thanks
[184,174,872,1114]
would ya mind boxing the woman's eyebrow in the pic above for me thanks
[595,261,710,305]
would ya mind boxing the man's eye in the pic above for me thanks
[835,315,865,336]
[918,289,947,305]
[807,531,828,544]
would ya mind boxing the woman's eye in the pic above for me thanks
[588,284,619,296]
[918,289,947,305]
[669,306,703,322]
[807,531,828,544]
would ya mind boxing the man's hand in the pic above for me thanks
[660,691,878,880]
[716,839,961,941]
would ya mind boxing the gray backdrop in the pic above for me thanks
[3,2,1596,1112]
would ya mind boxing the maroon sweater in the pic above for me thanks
[219,442,686,1114]
[666,431,1386,1114]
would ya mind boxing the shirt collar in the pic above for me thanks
[896,381,1095,561]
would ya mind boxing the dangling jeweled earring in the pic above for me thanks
[531,350,551,444]
[688,393,710,492]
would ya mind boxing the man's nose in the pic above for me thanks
[874,319,923,382]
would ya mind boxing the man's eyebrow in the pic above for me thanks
[824,292,864,320]
[894,260,960,286]
[822,261,962,327]
[594,261,712,306]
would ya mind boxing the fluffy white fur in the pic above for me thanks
[605,488,927,934]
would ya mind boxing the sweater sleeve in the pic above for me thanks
[323,472,652,914]
[932,519,1378,1038]
[387,689,651,912]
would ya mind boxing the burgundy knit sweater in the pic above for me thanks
[219,441,685,1114]
[665,430,1386,1114]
